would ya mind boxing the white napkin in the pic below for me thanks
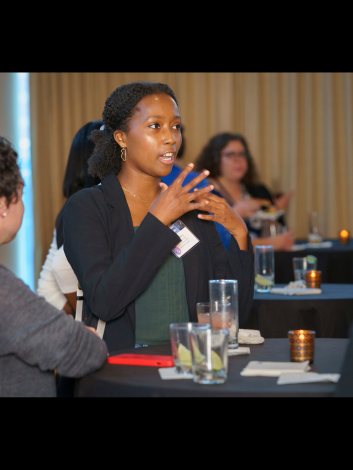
[285,280,307,288]
[240,360,310,377]
[277,372,340,385]
[228,347,250,356]
[270,287,322,295]
[238,329,265,344]
[158,367,193,380]
[291,241,333,251]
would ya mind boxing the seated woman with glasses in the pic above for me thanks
[194,133,295,251]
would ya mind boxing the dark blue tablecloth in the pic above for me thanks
[274,239,353,284]
[74,339,350,397]
[244,284,353,338]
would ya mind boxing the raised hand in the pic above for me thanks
[149,164,214,227]
[274,230,296,250]
[232,199,262,219]
[193,191,249,250]
[274,189,295,210]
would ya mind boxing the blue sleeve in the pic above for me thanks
[162,166,210,192]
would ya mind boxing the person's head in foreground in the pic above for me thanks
[0,137,108,398]
[0,137,24,245]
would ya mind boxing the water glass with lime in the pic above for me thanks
[254,246,275,293]
[190,328,229,384]
[169,323,210,374]
[306,255,317,271]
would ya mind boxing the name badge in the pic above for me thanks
[170,220,200,258]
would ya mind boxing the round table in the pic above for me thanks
[274,239,353,284]
[74,339,348,397]
[244,284,353,338]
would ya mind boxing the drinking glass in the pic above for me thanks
[189,328,229,384]
[210,301,231,330]
[196,302,211,325]
[308,212,323,243]
[254,246,275,293]
[170,323,210,374]
[306,256,317,271]
[292,257,307,281]
[261,220,282,238]
[209,280,238,349]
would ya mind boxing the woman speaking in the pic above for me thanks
[63,82,254,352]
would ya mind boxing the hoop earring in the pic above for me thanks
[121,147,127,162]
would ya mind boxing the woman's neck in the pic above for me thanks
[117,167,162,203]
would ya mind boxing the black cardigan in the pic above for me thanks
[63,169,254,352]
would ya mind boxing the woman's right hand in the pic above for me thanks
[232,199,262,219]
[149,163,214,226]
[274,230,296,250]
[251,230,296,251]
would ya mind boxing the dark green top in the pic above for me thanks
[134,227,189,345]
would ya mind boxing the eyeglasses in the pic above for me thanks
[221,151,247,160]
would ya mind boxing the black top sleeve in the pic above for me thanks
[63,190,181,323]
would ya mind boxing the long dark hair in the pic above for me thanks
[88,82,178,179]
[62,120,102,199]
[195,133,259,186]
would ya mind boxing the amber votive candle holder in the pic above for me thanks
[288,330,315,363]
[305,270,321,288]
[339,230,350,245]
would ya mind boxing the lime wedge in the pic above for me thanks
[306,255,317,264]
[177,343,192,367]
[255,274,274,286]
[190,337,204,365]
[211,350,223,371]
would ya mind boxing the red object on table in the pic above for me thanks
[107,354,174,367]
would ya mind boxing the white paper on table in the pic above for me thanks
[291,241,333,251]
[270,287,322,295]
[240,360,311,377]
[277,372,340,385]
[228,347,250,356]
[158,367,193,380]
[238,329,265,344]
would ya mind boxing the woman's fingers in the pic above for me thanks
[170,163,196,188]
[187,201,210,212]
[197,213,215,220]
[159,182,169,193]
[182,170,210,193]
[188,184,214,201]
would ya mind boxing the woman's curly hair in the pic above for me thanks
[194,132,259,187]
[0,137,24,206]
[88,82,178,179]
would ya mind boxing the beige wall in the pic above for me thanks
[30,72,353,285]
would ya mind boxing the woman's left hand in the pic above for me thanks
[193,191,249,250]
[274,189,295,210]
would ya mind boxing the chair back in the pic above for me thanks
[75,283,106,340]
